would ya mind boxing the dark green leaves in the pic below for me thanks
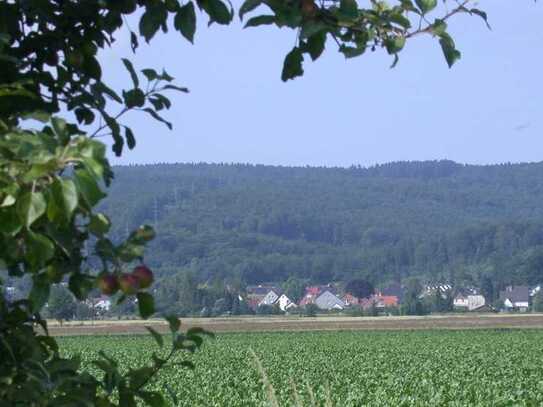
[439,33,461,68]
[122,59,139,88]
[339,0,359,18]
[306,32,326,61]
[281,47,304,82]
[29,275,50,312]
[415,0,437,14]
[145,326,164,348]
[197,0,233,25]
[470,8,491,30]
[175,2,197,43]
[139,4,168,42]
[239,0,263,19]
[244,15,276,28]
[137,292,155,319]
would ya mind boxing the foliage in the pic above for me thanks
[345,279,374,299]
[240,0,490,79]
[47,285,77,323]
[303,303,319,317]
[90,161,543,308]
[0,0,497,404]
[62,329,543,406]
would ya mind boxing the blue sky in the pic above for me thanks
[99,1,542,167]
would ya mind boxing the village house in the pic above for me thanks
[314,290,345,310]
[360,295,399,311]
[467,295,487,311]
[500,286,530,312]
[376,283,404,303]
[277,294,297,311]
[258,288,282,307]
[342,293,360,307]
[246,285,276,310]
[453,292,469,308]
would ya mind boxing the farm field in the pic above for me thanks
[49,313,543,336]
[61,329,543,406]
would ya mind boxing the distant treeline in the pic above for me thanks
[98,160,543,293]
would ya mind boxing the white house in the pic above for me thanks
[453,293,469,308]
[500,286,530,312]
[277,294,297,311]
[258,289,282,307]
[467,295,486,311]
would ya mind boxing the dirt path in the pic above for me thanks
[48,313,543,336]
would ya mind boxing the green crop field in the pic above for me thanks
[61,330,543,406]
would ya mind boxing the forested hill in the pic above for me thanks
[101,160,543,288]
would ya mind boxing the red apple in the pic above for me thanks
[96,273,119,295]
[132,265,154,289]
[119,273,140,295]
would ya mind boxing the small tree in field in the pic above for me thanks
[0,0,497,405]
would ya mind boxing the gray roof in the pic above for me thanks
[499,286,530,303]
[315,290,345,310]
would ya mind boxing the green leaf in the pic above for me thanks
[165,315,181,333]
[74,108,95,125]
[414,0,436,14]
[141,68,158,81]
[145,326,164,348]
[339,44,365,58]
[17,191,46,227]
[137,292,155,319]
[439,33,461,68]
[125,126,136,150]
[163,84,189,93]
[142,108,172,130]
[239,0,262,19]
[121,58,139,88]
[204,0,232,25]
[470,8,491,30]
[281,47,304,82]
[339,0,358,18]
[139,5,167,42]
[244,15,275,28]
[29,275,50,313]
[130,31,139,52]
[54,179,78,220]
[26,230,55,268]
[69,273,94,300]
[74,168,106,207]
[89,213,111,237]
[175,2,197,43]
[306,32,326,61]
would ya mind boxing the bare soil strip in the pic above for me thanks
[48,314,543,336]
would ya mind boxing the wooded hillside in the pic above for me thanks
[101,160,543,288]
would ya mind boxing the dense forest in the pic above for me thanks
[100,160,543,293]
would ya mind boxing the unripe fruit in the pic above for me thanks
[132,265,154,289]
[119,273,140,295]
[97,273,119,295]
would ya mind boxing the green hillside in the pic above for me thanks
[101,160,543,289]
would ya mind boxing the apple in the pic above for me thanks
[119,273,140,295]
[96,273,119,295]
[132,265,154,289]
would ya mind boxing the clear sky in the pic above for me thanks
[99,1,542,167]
